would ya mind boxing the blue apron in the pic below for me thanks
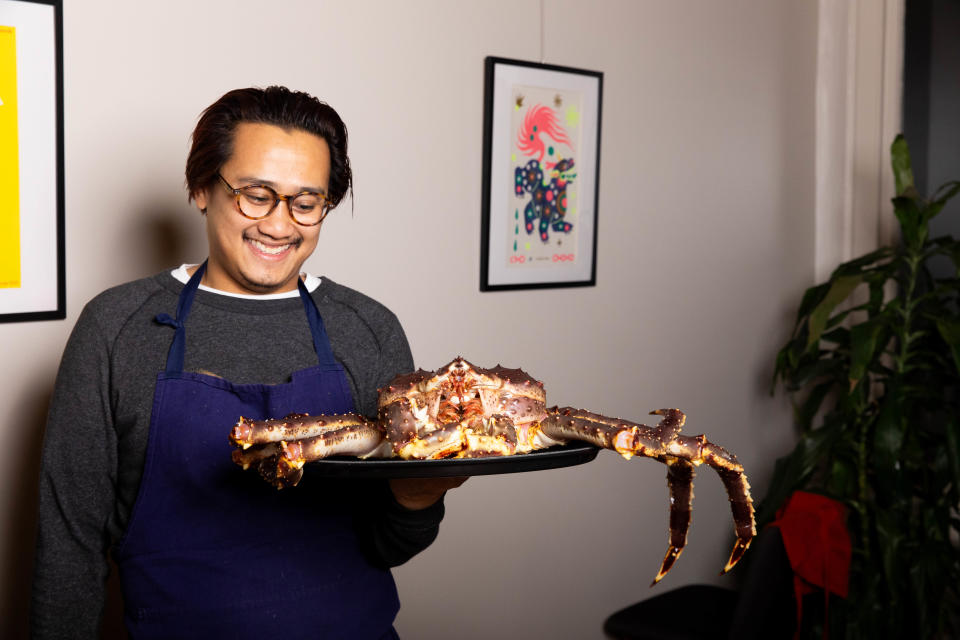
[114,263,400,639]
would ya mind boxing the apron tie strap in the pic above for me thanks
[157,262,206,373]
[154,313,182,330]
[154,313,185,373]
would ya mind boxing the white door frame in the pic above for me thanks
[815,0,905,281]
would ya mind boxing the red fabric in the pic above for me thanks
[769,491,852,637]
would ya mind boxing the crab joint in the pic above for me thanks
[230,417,254,449]
[280,441,306,469]
[613,426,640,459]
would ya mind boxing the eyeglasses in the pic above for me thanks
[216,173,330,227]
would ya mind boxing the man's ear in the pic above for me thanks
[193,189,208,215]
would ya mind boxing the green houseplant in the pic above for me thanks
[760,136,960,638]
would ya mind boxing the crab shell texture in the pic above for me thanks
[377,357,560,459]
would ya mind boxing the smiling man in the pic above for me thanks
[31,87,461,639]
[196,121,329,294]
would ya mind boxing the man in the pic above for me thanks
[31,86,462,639]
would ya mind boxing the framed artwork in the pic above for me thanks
[480,56,603,291]
[0,0,64,322]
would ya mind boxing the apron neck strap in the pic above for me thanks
[297,276,337,365]
[156,262,337,373]
[156,262,206,374]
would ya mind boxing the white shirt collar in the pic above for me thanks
[169,264,322,300]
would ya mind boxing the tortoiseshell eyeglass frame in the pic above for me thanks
[216,173,330,227]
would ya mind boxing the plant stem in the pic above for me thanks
[895,252,921,375]
[855,248,921,574]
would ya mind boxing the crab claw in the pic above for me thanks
[720,537,752,575]
[651,545,684,586]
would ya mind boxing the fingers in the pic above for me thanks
[388,476,469,510]
[438,475,469,490]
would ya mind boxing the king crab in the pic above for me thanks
[229,357,756,584]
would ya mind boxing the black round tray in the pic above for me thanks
[306,443,600,478]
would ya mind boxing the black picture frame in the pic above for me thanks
[480,56,603,291]
[0,0,65,322]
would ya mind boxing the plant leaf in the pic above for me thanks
[935,318,960,377]
[755,427,837,525]
[795,380,836,430]
[832,246,895,278]
[821,326,851,345]
[891,134,914,195]
[787,357,844,391]
[872,391,905,506]
[931,180,960,207]
[807,275,863,350]
[771,347,789,394]
[865,270,894,317]
[893,195,923,249]
[849,319,885,386]
[826,455,857,497]
[923,199,949,225]
[795,282,831,325]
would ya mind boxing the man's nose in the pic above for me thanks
[257,199,298,236]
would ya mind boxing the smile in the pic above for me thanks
[247,238,296,256]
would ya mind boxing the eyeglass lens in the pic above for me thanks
[237,185,327,225]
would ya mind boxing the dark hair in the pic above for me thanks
[185,86,352,208]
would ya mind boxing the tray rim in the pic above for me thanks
[304,442,601,478]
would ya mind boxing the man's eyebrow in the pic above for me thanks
[235,176,327,195]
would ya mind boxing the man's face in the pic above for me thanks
[194,122,331,295]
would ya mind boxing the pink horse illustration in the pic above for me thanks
[516,104,573,170]
[514,104,576,242]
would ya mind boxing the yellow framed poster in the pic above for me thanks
[0,24,19,289]
[0,0,63,322]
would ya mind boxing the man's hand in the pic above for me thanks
[389,476,468,511]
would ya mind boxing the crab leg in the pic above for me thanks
[230,413,368,449]
[716,467,755,572]
[257,455,304,490]
[538,407,685,457]
[231,442,281,470]
[393,423,465,460]
[539,407,755,583]
[279,421,387,470]
[653,457,694,585]
[664,434,755,574]
[228,443,305,489]
[229,415,386,489]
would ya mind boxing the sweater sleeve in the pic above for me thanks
[31,303,119,639]
[353,311,446,567]
[355,482,445,569]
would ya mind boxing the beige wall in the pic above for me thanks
[0,0,818,637]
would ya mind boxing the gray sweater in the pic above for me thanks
[31,270,444,638]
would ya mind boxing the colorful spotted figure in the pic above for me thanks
[514,104,576,243]
[515,158,575,242]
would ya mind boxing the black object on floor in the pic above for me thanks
[603,527,795,640]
